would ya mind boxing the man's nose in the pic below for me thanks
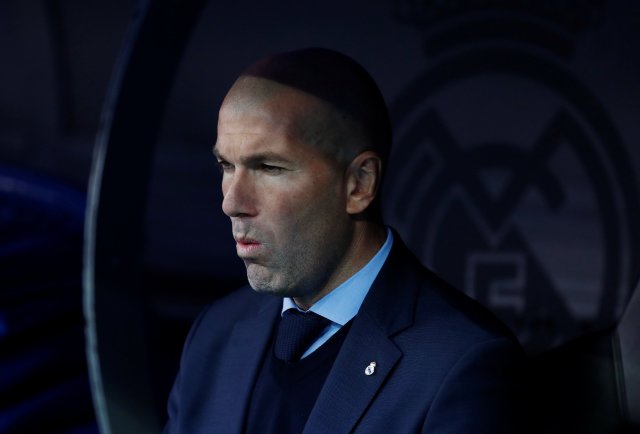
[222,171,257,217]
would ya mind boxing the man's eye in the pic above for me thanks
[217,161,234,173]
[261,164,284,174]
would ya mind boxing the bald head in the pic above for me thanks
[223,47,392,166]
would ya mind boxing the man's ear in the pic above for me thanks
[345,151,382,215]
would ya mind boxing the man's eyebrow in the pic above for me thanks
[212,149,292,165]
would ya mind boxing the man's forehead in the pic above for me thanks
[218,76,332,142]
[225,76,281,105]
[222,76,323,114]
[214,89,309,158]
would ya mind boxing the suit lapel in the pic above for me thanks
[303,311,402,434]
[304,236,420,434]
[211,295,280,433]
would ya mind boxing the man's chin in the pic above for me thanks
[248,283,296,299]
[246,266,284,296]
[247,273,305,300]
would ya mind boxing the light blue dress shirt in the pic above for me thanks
[282,228,393,359]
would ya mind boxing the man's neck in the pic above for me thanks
[293,222,386,310]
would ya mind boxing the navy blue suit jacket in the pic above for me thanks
[165,236,525,433]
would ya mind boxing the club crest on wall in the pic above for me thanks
[384,0,640,352]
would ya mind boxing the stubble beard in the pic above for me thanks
[243,229,350,305]
[243,247,316,299]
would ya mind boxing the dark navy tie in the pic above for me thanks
[274,309,330,363]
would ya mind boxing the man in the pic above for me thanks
[164,48,525,433]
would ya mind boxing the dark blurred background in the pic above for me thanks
[1,0,639,433]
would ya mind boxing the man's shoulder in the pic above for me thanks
[175,286,279,369]
[380,252,525,389]
[195,285,270,327]
[380,233,519,347]
[412,266,518,345]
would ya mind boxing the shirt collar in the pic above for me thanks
[282,228,393,326]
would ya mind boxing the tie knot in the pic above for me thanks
[274,309,330,363]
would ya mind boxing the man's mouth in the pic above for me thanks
[234,236,263,256]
